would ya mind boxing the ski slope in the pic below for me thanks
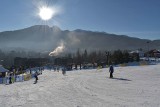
[0,65,160,107]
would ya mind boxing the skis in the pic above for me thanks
[33,81,38,84]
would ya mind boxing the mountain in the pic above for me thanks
[0,25,160,52]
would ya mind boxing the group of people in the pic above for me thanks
[33,66,67,84]
[8,64,114,85]
[34,65,114,84]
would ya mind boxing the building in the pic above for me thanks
[14,57,49,67]
[129,50,145,58]
[149,49,160,58]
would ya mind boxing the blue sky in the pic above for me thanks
[0,0,160,40]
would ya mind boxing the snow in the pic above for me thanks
[0,65,160,107]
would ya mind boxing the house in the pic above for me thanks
[129,50,145,58]
[149,49,160,58]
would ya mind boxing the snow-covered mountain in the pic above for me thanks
[0,25,160,52]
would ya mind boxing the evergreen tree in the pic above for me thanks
[123,50,129,63]
[83,49,88,63]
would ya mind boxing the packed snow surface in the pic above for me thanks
[1,65,160,107]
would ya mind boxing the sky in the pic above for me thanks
[0,0,160,40]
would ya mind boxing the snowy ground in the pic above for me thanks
[0,65,160,107]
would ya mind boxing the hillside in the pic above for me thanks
[0,25,160,52]
[0,65,160,107]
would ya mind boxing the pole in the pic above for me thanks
[147,41,150,61]
[105,51,109,65]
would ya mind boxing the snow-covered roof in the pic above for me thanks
[129,50,144,54]
[152,49,160,53]
[0,65,9,73]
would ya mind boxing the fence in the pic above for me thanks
[0,70,42,85]
[0,67,44,85]
[0,74,34,84]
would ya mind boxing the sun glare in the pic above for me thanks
[39,7,54,21]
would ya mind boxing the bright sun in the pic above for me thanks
[39,7,54,21]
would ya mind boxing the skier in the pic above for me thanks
[57,66,60,72]
[34,71,38,84]
[62,67,66,75]
[109,65,114,78]
[9,74,12,84]
[53,67,56,72]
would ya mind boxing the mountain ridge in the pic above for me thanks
[0,25,159,52]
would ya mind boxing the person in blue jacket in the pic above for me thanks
[109,65,114,78]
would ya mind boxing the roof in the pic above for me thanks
[130,50,144,54]
[153,50,160,53]
[0,65,9,73]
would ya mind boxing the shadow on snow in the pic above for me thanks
[110,77,132,81]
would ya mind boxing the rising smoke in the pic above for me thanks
[49,41,65,56]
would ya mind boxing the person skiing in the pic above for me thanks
[62,67,66,75]
[109,65,114,78]
[34,71,38,83]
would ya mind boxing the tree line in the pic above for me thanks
[64,49,140,68]
[0,49,140,69]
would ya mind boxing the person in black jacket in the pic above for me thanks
[34,71,38,83]
[9,74,12,84]
[109,65,114,78]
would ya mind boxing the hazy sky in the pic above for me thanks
[0,0,160,40]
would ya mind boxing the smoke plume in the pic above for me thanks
[49,41,65,56]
